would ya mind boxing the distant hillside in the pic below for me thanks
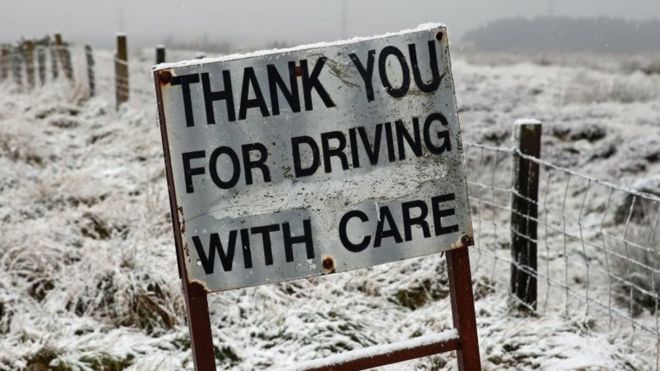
[462,16,660,53]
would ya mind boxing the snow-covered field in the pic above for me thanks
[0,47,659,370]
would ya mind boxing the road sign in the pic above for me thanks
[154,23,480,371]
[154,23,472,293]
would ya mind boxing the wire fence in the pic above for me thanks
[2,33,660,368]
[465,131,660,368]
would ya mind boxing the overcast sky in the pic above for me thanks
[1,0,659,49]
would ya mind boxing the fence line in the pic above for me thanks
[1,32,659,368]
[465,127,660,368]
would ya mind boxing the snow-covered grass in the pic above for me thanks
[0,47,659,370]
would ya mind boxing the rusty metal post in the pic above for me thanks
[184,282,216,371]
[37,46,47,86]
[115,34,129,109]
[24,41,36,89]
[0,45,8,81]
[510,120,542,310]
[156,45,166,64]
[85,45,95,97]
[446,245,481,371]
[154,69,216,371]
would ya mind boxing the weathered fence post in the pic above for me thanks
[0,45,9,81]
[24,41,36,89]
[11,47,23,88]
[115,34,129,109]
[155,45,166,64]
[37,46,47,86]
[510,119,542,310]
[85,45,95,97]
[54,33,73,80]
[49,38,59,80]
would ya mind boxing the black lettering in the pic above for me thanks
[431,193,459,235]
[409,41,443,93]
[384,122,396,162]
[374,206,403,247]
[251,224,280,266]
[209,146,240,189]
[267,62,301,115]
[182,150,206,193]
[291,136,320,177]
[282,219,314,262]
[171,73,200,127]
[349,50,376,101]
[321,131,349,173]
[348,127,360,168]
[339,210,371,252]
[201,71,236,124]
[239,67,270,120]
[378,46,410,98]
[240,228,253,269]
[424,112,451,154]
[192,231,237,274]
[241,143,271,185]
[402,200,430,241]
[395,118,422,160]
[357,125,383,165]
[301,57,335,110]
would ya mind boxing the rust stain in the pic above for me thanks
[188,279,210,294]
[322,255,336,273]
[159,70,172,85]
[435,31,444,42]
[176,206,186,234]
[460,234,474,247]
[178,206,186,234]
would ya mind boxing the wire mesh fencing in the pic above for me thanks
[465,123,660,368]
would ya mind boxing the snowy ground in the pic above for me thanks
[0,47,659,370]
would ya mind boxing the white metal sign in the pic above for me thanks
[154,24,472,292]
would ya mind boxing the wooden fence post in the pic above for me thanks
[510,119,542,310]
[50,39,59,79]
[115,34,129,109]
[37,46,47,86]
[54,33,73,80]
[156,45,166,64]
[0,45,8,81]
[85,45,95,97]
[24,41,36,89]
[11,47,22,88]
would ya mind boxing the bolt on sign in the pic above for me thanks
[154,23,473,293]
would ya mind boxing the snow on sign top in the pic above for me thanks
[153,24,473,293]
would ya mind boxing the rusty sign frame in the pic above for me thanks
[153,26,480,370]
